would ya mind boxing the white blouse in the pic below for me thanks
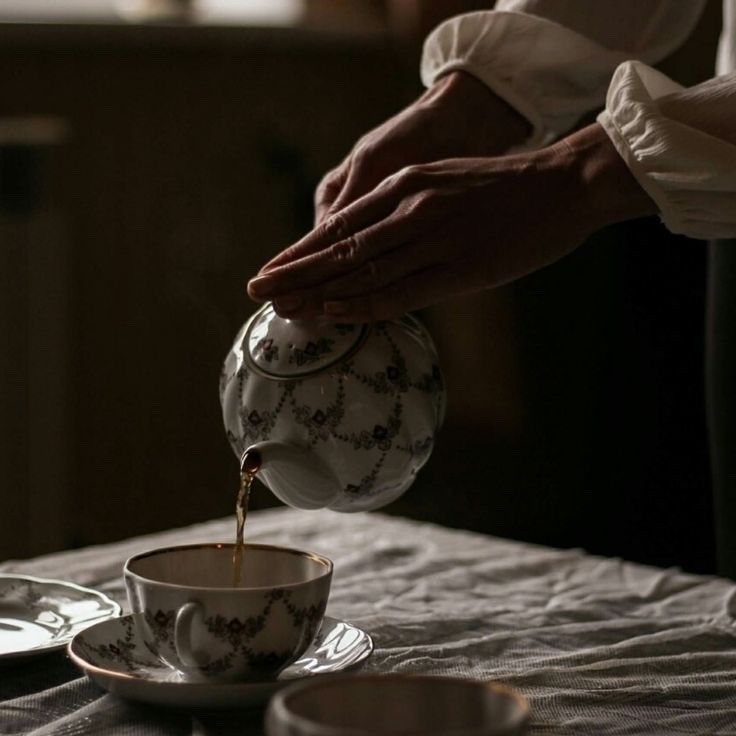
[421,1,736,239]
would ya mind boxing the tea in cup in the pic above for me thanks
[124,543,332,682]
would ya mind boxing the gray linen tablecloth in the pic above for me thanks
[2,507,736,735]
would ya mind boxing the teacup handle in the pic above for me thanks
[174,600,207,668]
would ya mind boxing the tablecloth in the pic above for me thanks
[2,507,736,735]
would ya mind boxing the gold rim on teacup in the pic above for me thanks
[124,543,333,591]
[266,674,530,736]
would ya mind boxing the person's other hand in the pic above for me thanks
[312,71,530,226]
[247,124,656,322]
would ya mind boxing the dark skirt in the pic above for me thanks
[707,239,736,578]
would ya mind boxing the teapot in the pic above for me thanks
[219,303,445,512]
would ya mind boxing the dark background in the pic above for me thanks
[0,1,722,574]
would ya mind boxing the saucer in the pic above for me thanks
[0,574,122,662]
[68,613,374,709]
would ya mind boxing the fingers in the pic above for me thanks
[316,239,445,303]
[317,138,400,226]
[326,152,385,222]
[314,161,348,226]
[322,262,469,322]
[253,182,397,279]
[267,237,448,319]
[248,178,414,303]
[247,163,453,321]
[248,214,418,315]
[272,235,475,323]
[314,178,343,227]
[257,211,350,277]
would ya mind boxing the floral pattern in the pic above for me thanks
[144,608,175,646]
[72,614,373,693]
[413,363,444,395]
[290,338,335,367]
[80,616,153,674]
[205,612,266,646]
[219,367,235,402]
[335,399,402,453]
[138,589,327,679]
[410,435,434,463]
[292,379,345,445]
[221,307,445,509]
[252,337,279,363]
[239,406,278,444]
[284,595,327,629]
[237,383,294,445]
[345,462,384,498]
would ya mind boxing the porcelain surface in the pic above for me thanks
[266,674,529,736]
[220,305,446,512]
[124,544,332,682]
[0,574,121,661]
[68,613,373,709]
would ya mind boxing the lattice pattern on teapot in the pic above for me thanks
[220,306,445,510]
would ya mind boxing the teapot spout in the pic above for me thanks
[242,441,342,510]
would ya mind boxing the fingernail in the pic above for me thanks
[248,275,275,297]
[324,300,350,316]
[274,294,304,312]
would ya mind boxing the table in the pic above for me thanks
[2,508,736,735]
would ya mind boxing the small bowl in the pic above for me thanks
[265,674,529,736]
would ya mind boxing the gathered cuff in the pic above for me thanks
[599,61,736,240]
[421,11,631,149]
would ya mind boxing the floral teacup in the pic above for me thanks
[124,543,332,682]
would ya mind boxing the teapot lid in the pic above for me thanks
[242,302,370,380]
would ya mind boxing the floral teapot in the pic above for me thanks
[219,303,445,512]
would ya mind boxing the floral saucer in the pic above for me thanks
[0,574,122,662]
[68,613,373,709]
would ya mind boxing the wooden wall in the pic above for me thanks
[0,27,415,557]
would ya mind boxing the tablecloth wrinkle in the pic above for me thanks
[2,507,736,735]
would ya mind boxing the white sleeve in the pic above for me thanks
[598,61,736,240]
[420,2,706,146]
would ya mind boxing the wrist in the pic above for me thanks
[422,71,532,154]
[551,123,657,231]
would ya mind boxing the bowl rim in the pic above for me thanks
[266,673,529,736]
[124,542,333,592]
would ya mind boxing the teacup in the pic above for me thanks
[124,543,332,682]
[266,674,529,735]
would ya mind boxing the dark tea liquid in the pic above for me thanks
[232,469,254,587]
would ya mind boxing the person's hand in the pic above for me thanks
[312,70,531,225]
[247,124,656,322]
